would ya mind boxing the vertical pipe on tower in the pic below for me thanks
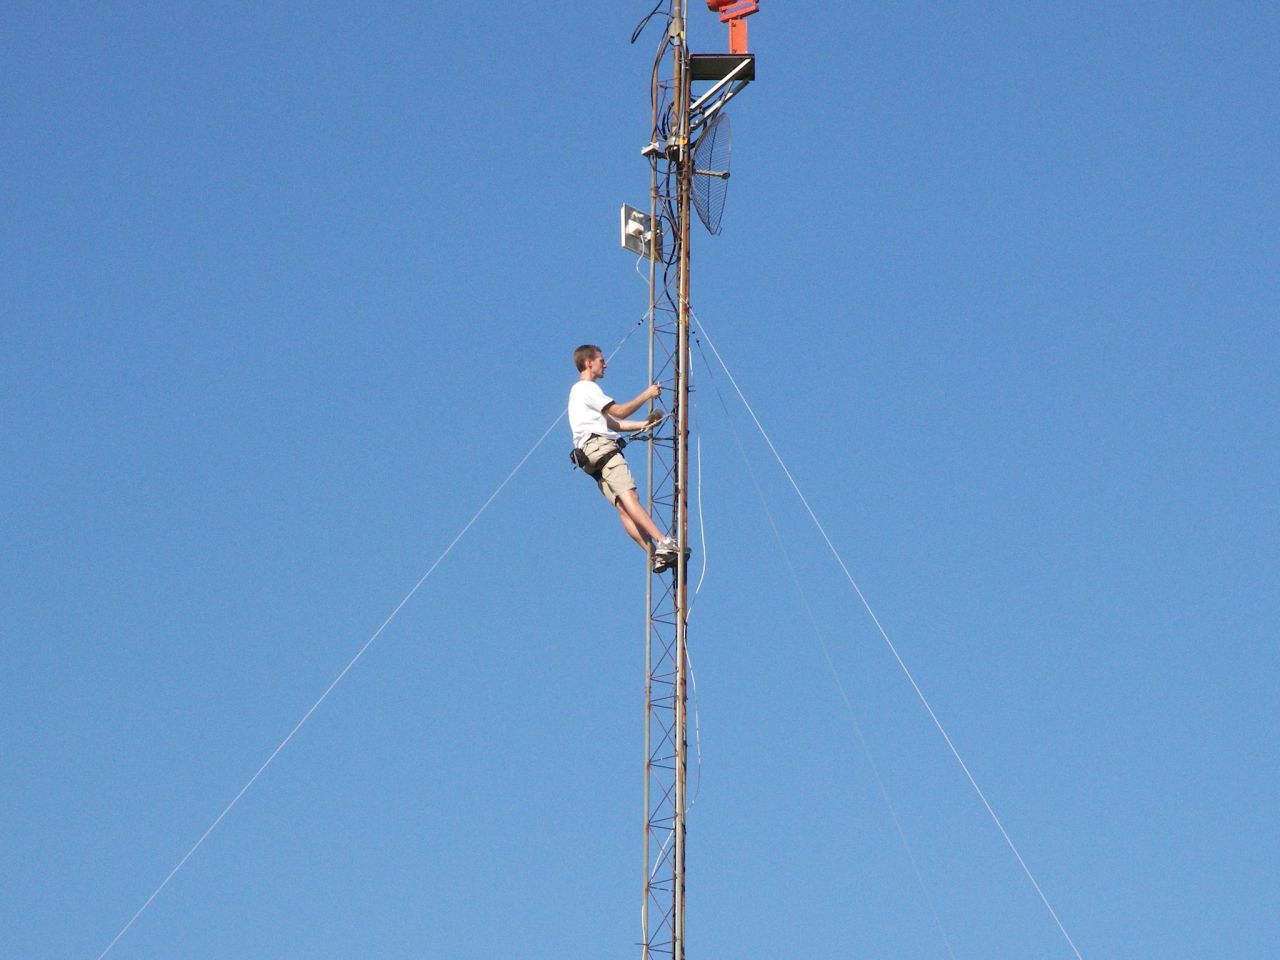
[671,1,692,958]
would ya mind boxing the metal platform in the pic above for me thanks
[688,54,754,135]
[689,53,755,82]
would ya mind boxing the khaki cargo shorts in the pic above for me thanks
[581,435,636,504]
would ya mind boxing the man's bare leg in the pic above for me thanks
[615,490,667,549]
[614,499,647,549]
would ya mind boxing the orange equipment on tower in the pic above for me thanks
[705,0,759,54]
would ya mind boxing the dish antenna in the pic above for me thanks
[691,111,731,235]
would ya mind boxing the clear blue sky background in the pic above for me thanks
[4,3,1276,958]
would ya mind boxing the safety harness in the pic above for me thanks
[569,411,667,478]
[570,437,627,477]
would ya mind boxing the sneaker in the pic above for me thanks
[651,538,690,574]
[654,537,678,558]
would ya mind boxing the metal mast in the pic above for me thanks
[635,4,757,960]
[639,6,691,956]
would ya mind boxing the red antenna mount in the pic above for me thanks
[705,0,759,55]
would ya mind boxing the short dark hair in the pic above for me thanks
[573,344,602,371]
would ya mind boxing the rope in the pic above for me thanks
[687,427,708,806]
[96,322,645,960]
[690,428,710,609]
[693,316,1086,960]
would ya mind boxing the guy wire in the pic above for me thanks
[693,314,1086,960]
[692,331,958,960]
[95,319,646,959]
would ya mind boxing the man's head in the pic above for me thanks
[573,344,604,372]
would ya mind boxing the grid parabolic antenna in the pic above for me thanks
[691,111,731,235]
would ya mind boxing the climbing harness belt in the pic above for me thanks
[570,436,627,477]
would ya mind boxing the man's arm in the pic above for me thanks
[605,413,650,432]
[605,383,661,421]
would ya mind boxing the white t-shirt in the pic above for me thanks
[567,380,618,448]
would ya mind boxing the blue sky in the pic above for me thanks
[4,3,1277,958]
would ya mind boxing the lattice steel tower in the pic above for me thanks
[622,4,758,958]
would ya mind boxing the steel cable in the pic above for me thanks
[693,314,1086,960]
[95,319,646,959]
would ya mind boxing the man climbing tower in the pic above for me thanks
[568,344,681,573]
